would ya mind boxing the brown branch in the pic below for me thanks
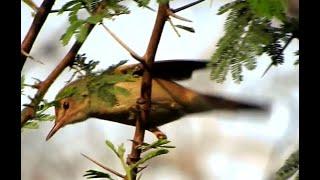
[126,3,170,180]
[171,0,205,13]
[21,0,56,71]
[21,23,95,126]
[81,153,125,178]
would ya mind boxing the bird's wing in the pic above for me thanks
[115,60,208,81]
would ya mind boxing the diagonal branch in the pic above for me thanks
[21,0,56,71]
[21,23,95,126]
[127,2,170,180]
[171,0,205,13]
[81,153,125,178]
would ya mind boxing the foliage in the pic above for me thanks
[84,139,174,180]
[21,75,26,95]
[56,60,136,107]
[209,0,299,83]
[58,0,130,45]
[275,149,299,180]
[84,170,114,179]
[22,100,55,130]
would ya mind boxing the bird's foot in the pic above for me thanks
[148,127,167,140]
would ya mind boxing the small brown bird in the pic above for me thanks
[46,60,268,140]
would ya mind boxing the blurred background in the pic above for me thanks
[21,0,299,180]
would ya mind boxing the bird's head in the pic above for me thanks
[46,79,91,141]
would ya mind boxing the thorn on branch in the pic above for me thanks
[167,10,192,22]
[81,153,125,178]
[101,23,145,63]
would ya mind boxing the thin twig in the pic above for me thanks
[167,10,192,22]
[168,17,181,37]
[21,49,44,65]
[171,0,205,13]
[101,23,144,63]
[21,0,56,71]
[81,153,125,178]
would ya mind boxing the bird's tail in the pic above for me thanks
[188,94,269,113]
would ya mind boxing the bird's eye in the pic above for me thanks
[63,102,70,110]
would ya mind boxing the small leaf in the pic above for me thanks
[60,20,85,46]
[117,143,126,159]
[58,0,80,14]
[77,25,89,43]
[131,149,169,169]
[83,169,114,179]
[23,121,39,129]
[105,140,118,155]
[86,14,105,24]
[175,25,195,33]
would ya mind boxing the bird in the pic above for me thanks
[46,60,268,141]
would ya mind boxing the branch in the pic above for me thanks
[21,23,95,126]
[171,0,205,13]
[101,23,144,63]
[21,0,56,71]
[127,2,170,180]
[167,10,192,22]
[81,153,125,178]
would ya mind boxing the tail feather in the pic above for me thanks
[194,94,269,113]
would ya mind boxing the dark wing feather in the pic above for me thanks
[116,60,208,80]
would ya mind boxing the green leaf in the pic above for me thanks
[117,143,126,159]
[23,121,39,129]
[77,24,89,43]
[275,149,299,180]
[247,0,286,20]
[58,0,81,14]
[21,75,25,94]
[175,25,195,33]
[83,169,114,179]
[105,139,118,155]
[135,0,151,7]
[131,149,169,169]
[86,14,105,24]
[60,20,85,45]
[138,139,175,151]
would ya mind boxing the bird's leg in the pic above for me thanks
[147,127,167,139]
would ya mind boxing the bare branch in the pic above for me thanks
[21,0,56,71]
[171,0,205,13]
[167,10,192,22]
[81,153,125,178]
[127,3,170,179]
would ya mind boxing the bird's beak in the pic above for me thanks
[46,121,64,141]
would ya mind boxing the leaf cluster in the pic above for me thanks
[84,139,174,180]
[22,100,55,130]
[275,149,299,180]
[209,0,299,83]
[58,0,130,45]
